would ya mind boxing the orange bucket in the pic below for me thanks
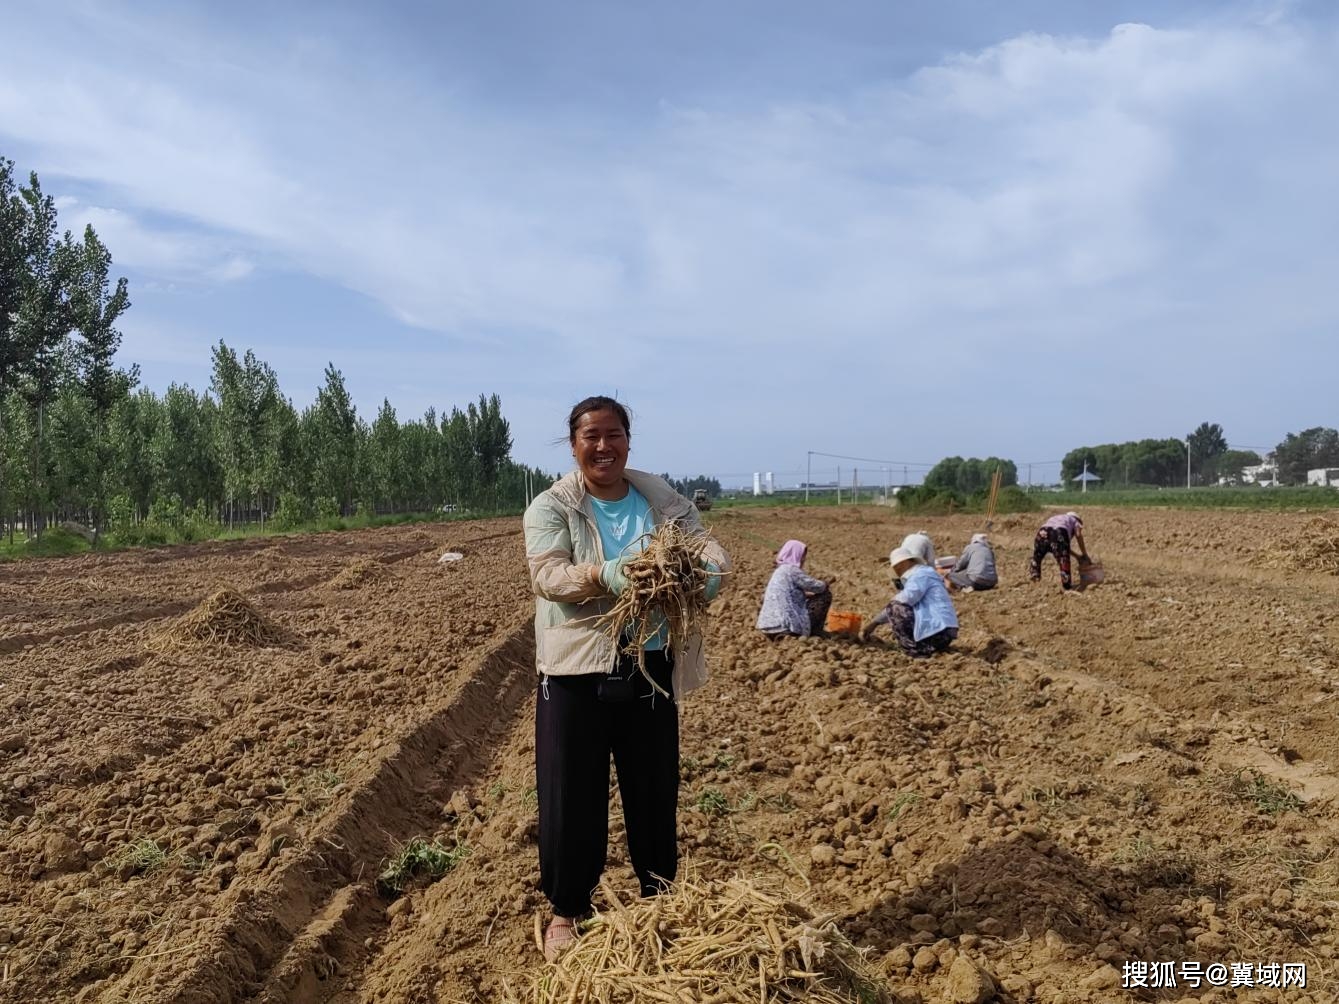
[824,610,863,637]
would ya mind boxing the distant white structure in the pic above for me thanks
[1306,468,1339,487]
[1072,461,1102,494]
[752,472,762,496]
[1242,463,1277,485]
[764,472,775,495]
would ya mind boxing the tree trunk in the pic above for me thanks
[0,400,7,547]
[31,401,43,542]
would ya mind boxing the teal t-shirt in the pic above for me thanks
[589,485,666,650]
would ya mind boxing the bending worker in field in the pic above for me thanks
[944,533,998,592]
[523,395,730,962]
[1028,510,1091,590]
[861,546,959,657]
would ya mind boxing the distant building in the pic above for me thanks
[1072,462,1102,493]
[1242,463,1277,485]
[1306,468,1339,487]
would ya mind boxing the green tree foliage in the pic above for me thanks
[441,406,476,507]
[660,474,722,498]
[69,225,135,541]
[110,389,162,518]
[1186,422,1227,485]
[311,363,360,514]
[1273,427,1339,485]
[0,155,551,542]
[466,393,512,509]
[924,457,1017,495]
[1062,439,1187,488]
[10,172,79,538]
[0,160,27,535]
[152,384,220,509]
[369,398,404,509]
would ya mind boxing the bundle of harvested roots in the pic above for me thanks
[599,521,721,694]
[329,558,386,590]
[506,871,893,1003]
[149,587,291,651]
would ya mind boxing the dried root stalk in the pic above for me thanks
[599,521,720,696]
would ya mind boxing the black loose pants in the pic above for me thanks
[535,648,679,918]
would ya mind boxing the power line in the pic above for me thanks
[807,450,933,467]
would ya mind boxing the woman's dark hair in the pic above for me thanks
[567,396,631,443]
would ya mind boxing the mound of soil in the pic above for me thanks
[150,587,290,649]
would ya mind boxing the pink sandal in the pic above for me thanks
[543,916,579,962]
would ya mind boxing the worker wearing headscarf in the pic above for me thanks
[756,539,834,638]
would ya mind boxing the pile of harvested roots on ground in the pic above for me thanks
[330,557,386,589]
[149,587,291,650]
[599,521,721,695]
[508,873,892,1003]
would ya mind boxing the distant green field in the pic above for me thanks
[1036,487,1339,510]
[710,494,842,510]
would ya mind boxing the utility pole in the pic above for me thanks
[853,467,858,504]
[806,451,811,504]
[837,466,841,506]
[1185,438,1191,490]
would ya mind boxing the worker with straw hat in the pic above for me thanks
[861,545,959,656]
[523,395,730,962]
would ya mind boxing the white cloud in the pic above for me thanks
[3,3,1337,472]
[5,10,1334,350]
[51,198,256,284]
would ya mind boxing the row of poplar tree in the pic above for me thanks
[1,156,551,542]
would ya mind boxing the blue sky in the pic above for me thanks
[2,0,1335,486]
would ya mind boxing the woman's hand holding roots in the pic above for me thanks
[599,522,723,697]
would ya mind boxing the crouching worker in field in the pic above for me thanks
[756,539,835,639]
[900,530,936,566]
[523,395,730,963]
[944,533,998,592]
[861,546,959,657]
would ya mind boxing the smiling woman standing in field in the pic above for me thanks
[522,395,730,961]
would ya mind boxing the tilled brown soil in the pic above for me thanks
[2,507,1337,1003]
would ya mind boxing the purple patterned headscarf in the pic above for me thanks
[775,540,808,567]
